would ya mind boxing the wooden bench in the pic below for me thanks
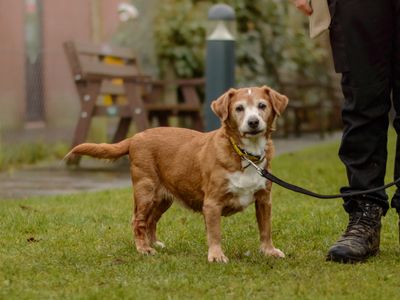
[63,41,204,165]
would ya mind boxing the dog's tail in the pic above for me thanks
[64,138,131,161]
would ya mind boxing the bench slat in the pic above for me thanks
[82,61,139,79]
[145,103,200,112]
[74,41,136,60]
[93,103,200,116]
[93,105,132,117]
[100,81,125,96]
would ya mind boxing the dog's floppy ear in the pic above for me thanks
[211,88,237,122]
[263,85,289,116]
[263,85,288,131]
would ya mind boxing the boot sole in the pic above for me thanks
[326,249,379,264]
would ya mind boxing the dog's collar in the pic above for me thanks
[229,137,265,165]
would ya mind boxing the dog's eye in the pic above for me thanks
[235,105,244,112]
[258,102,267,110]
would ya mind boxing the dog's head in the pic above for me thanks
[211,86,288,137]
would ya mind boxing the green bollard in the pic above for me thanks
[205,4,236,131]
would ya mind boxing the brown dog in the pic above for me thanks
[66,86,288,262]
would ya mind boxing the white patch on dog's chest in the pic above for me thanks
[226,162,267,208]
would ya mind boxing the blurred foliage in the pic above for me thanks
[154,0,329,87]
[115,0,330,87]
[0,142,68,171]
[111,0,159,75]
[154,0,207,78]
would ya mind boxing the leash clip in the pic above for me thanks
[241,155,264,176]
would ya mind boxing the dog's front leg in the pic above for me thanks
[255,191,285,258]
[203,201,228,263]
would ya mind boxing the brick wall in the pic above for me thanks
[0,1,25,130]
[0,0,123,132]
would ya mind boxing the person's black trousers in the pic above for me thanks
[328,0,400,214]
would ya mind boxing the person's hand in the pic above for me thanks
[293,0,313,16]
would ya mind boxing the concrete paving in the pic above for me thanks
[0,132,341,200]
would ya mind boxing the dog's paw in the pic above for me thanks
[208,247,229,263]
[260,246,285,258]
[137,246,157,255]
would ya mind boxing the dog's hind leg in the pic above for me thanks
[131,178,159,255]
[147,197,173,248]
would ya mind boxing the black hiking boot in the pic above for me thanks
[326,199,383,263]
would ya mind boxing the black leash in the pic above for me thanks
[243,156,400,199]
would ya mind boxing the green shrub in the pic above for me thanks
[113,0,330,87]
[154,0,330,87]
[0,142,69,171]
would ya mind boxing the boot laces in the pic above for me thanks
[343,203,382,238]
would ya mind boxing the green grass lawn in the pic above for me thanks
[1,135,400,299]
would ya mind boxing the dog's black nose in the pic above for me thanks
[247,117,259,129]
